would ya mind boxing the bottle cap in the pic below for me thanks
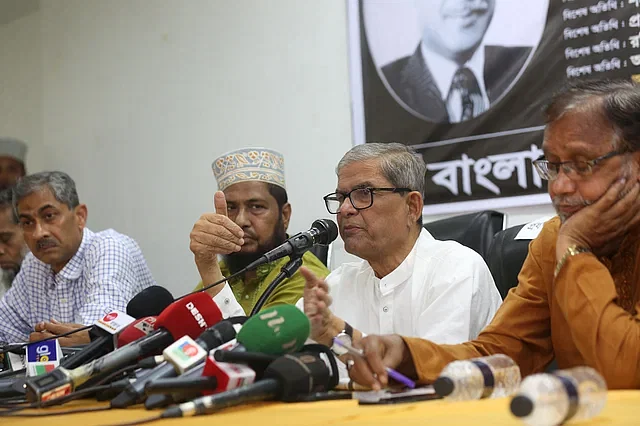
[433,376,454,397]
[510,395,534,417]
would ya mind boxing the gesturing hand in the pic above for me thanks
[190,191,244,293]
[300,266,335,344]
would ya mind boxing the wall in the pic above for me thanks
[0,2,43,172]
[1,0,555,297]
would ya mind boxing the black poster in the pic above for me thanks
[348,0,640,214]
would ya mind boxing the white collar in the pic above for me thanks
[420,41,489,103]
[364,229,432,295]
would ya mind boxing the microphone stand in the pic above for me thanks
[249,253,304,316]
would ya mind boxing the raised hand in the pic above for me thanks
[300,266,335,344]
[190,191,244,295]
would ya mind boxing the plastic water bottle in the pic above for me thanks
[433,354,521,401]
[510,366,607,426]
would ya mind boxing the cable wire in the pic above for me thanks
[0,360,147,415]
[0,325,93,355]
[179,267,247,300]
[1,405,111,417]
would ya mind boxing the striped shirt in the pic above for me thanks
[0,228,156,344]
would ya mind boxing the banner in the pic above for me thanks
[348,0,640,214]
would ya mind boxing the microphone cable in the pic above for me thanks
[0,367,25,379]
[0,404,111,418]
[0,325,93,355]
[0,358,156,416]
[177,268,248,301]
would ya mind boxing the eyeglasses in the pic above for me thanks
[323,187,412,214]
[532,150,622,181]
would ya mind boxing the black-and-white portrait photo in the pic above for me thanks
[363,0,548,123]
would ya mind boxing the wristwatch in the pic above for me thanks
[555,244,591,277]
[330,322,353,357]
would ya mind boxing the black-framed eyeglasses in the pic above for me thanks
[532,150,622,181]
[323,187,412,214]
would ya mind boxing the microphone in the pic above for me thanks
[244,219,337,271]
[116,316,158,348]
[23,292,223,403]
[143,305,309,409]
[143,362,208,409]
[212,350,276,368]
[126,286,174,318]
[59,309,136,370]
[59,286,172,370]
[110,319,236,408]
[161,349,337,418]
[237,304,310,354]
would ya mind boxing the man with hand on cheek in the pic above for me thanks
[347,80,640,391]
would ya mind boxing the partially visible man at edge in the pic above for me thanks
[0,137,27,190]
[190,147,329,317]
[0,189,27,299]
[347,79,640,390]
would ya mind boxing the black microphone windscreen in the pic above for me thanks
[264,352,335,401]
[127,286,174,318]
[313,219,338,244]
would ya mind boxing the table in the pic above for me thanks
[1,390,638,426]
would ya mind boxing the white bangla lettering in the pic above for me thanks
[426,145,543,196]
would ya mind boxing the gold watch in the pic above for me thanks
[555,244,591,277]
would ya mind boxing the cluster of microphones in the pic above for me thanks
[0,219,341,421]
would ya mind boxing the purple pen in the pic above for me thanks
[333,338,416,389]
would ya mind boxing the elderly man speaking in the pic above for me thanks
[299,143,501,369]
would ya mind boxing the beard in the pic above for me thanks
[552,196,593,223]
[224,218,287,275]
[0,267,17,290]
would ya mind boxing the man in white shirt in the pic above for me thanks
[382,0,531,122]
[299,143,501,372]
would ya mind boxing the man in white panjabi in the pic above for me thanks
[297,143,502,381]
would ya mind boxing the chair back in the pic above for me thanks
[423,210,505,261]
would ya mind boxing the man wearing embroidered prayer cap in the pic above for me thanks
[0,138,27,190]
[191,147,329,316]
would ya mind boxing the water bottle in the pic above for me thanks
[510,366,607,426]
[433,354,521,401]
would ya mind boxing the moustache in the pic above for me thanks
[551,197,593,208]
[240,231,258,243]
[36,239,58,250]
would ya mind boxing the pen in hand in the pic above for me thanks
[332,338,416,389]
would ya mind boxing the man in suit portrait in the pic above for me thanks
[382,0,532,123]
